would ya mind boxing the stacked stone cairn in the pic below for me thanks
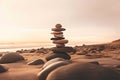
[46,24,76,61]
[51,24,67,48]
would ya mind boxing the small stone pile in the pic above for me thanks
[46,24,75,61]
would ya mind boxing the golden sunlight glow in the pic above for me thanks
[0,0,120,47]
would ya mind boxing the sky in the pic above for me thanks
[0,0,120,45]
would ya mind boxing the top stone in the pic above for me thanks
[52,24,66,31]
[55,24,62,29]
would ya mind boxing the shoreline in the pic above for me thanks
[0,41,106,52]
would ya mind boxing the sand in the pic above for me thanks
[0,53,45,80]
[0,53,120,80]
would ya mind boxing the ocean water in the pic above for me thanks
[0,42,54,52]
[0,42,76,52]
[0,41,100,52]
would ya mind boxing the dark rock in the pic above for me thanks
[46,62,120,80]
[16,50,23,53]
[90,50,97,53]
[98,45,106,51]
[52,47,76,53]
[76,51,88,55]
[0,65,8,73]
[0,53,24,64]
[35,48,49,54]
[27,59,44,65]
[51,37,65,40]
[88,47,97,51]
[46,53,71,61]
[54,52,67,54]
[115,65,120,68]
[85,54,103,59]
[30,49,36,53]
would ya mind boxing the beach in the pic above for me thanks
[0,39,120,80]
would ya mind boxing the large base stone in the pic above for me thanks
[52,47,76,53]
[46,62,120,80]
[45,53,71,61]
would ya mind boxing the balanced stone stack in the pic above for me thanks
[46,24,76,61]
[51,24,68,48]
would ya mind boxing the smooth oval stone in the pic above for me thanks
[37,60,71,80]
[51,37,65,40]
[42,58,65,69]
[51,31,63,34]
[52,28,66,31]
[0,53,24,64]
[55,24,62,29]
[52,47,76,53]
[56,44,65,48]
[45,53,71,61]
[54,34,64,38]
[27,59,44,65]
[0,65,8,73]
[46,62,120,80]
[53,40,68,44]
